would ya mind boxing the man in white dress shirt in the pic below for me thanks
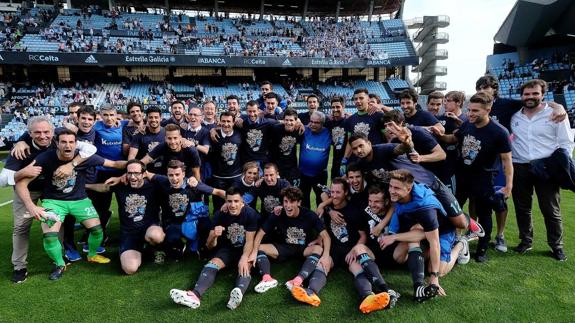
[510,79,574,261]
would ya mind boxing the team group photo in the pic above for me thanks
[0,0,573,322]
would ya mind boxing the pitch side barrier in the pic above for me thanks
[0,51,418,68]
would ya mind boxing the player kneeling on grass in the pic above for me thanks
[15,129,127,280]
[170,187,258,310]
[379,169,464,303]
[248,187,330,294]
[291,178,392,314]
[103,160,166,274]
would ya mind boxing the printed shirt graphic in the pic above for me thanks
[461,134,482,166]
[262,207,324,245]
[213,206,259,248]
[113,179,160,232]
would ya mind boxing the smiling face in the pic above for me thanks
[427,98,443,116]
[227,99,240,116]
[129,105,143,123]
[368,192,386,214]
[226,193,245,216]
[347,170,364,192]
[220,115,234,134]
[521,85,544,110]
[400,98,416,118]
[77,112,95,133]
[146,112,161,130]
[243,166,259,184]
[247,104,259,122]
[265,97,278,114]
[165,129,182,151]
[203,103,216,121]
[126,162,145,188]
[351,138,372,159]
[30,120,53,147]
[188,107,203,128]
[171,103,185,120]
[263,166,278,186]
[466,102,489,125]
[353,92,368,112]
[283,196,301,217]
[331,101,344,119]
[388,179,411,203]
[330,182,347,208]
[307,97,319,113]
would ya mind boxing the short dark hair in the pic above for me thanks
[226,95,240,103]
[77,105,97,119]
[145,105,162,116]
[283,107,298,119]
[382,110,404,124]
[520,79,547,95]
[220,111,235,120]
[263,163,279,173]
[398,88,418,103]
[368,93,381,104]
[331,177,350,194]
[56,128,77,141]
[367,184,387,196]
[475,75,499,97]
[306,94,319,102]
[445,91,465,106]
[353,88,369,95]
[127,101,142,112]
[348,133,370,145]
[68,102,84,110]
[281,187,303,202]
[346,163,363,175]
[127,159,146,172]
[260,81,273,88]
[167,159,186,172]
[246,100,259,109]
[264,92,280,102]
[331,96,345,105]
[171,100,185,108]
[226,186,243,198]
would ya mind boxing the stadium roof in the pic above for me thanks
[114,0,402,17]
[494,0,575,47]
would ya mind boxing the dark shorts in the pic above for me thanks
[431,178,463,218]
[272,243,307,262]
[330,244,353,268]
[367,240,401,268]
[212,247,244,267]
[119,223,158,254]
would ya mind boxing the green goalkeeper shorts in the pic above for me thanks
[42,198,99,223]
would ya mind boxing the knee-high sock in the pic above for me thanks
[354,271,373,300]
[256,251,271,276]
[43,232,65,267]
[192,262,219,298]
[407,247,425,288]
[298,253,320,280]
[308,266,327,295]
[236,275,252,294]
[358,253,388,291]
[87,225,103,257]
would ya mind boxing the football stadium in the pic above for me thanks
[0,0,574,322]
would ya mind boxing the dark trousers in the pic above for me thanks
[300,171,328,209]
[210,175,241,211]
[456,173,494,250]
[512,163,563,249]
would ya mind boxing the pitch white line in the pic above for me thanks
[0,200,13,207]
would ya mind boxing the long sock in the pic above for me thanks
[87,225,103,257]
[256,251,271,276]
[354,271,373,300]
[298,253,320,280]
[43,232,65,267]
[308,267,327,295]
[192,262,219,298]
[358,253,388,292]
[236,275,252,294]
[407,247,425,288]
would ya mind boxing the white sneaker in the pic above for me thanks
[170,289,200,309]
[457,238,470,265]
[254,278,278,293]
[285,280,295,291]
[227,287,243,310]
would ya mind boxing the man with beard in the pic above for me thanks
[398,88,444,134]
[510,79,574,261]
[263,92,284,120]
[122,102,145,156]
[341,89,385,176]
[226,95,241,118]
[298,94,320,125]
[142,124,201,180]
[291,179,393,314]
[1,117,97,283]
[103,160,165,274]
[432,92,513,262]
[249,187,329,295]
[15,129,126,280]
[326,96,348,180]
[128,106,165,172]
[426,91,444,117]
[161,100,186,127]
[255,163,290,221]
[170,187,258,310]
[270,108,302,186]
